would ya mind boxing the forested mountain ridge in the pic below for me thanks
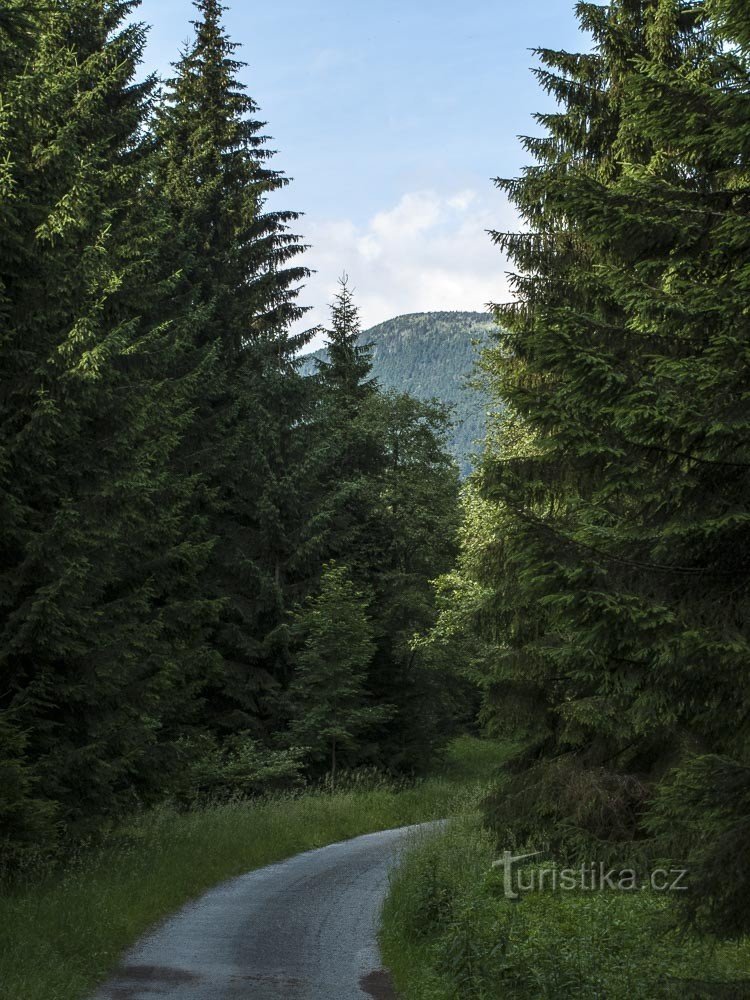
[302,311,493,475]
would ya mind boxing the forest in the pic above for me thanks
[0,0,467,860]
[2,0,750,997]
[301,311,494,475]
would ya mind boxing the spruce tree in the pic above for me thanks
[472,1,750,936]
[363,390,462,770]
[0,0,205,843]
[620,0,750,936]
[316,276,378,405]
[308,281,462,770]
[286,563,379,787]
[310,277,384,573]
[157,0,312,737]
[0,0,60,858]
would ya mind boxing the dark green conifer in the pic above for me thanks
[316,276,378,404]
[309,282,462,770]
[0,0,203,841]
[157,0,311,736]
[310,278,383,573]
[286,563,379,787]
[473,1,750,937]
[364,390,462,770]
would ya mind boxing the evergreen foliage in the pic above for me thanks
[156,0,312,736]
[456,0,750,937]
[286,563,381,786]
[362,389,466,770]
[0,0,464,863]
[302,311,493,475]
[4,0,750,967]
[0,0,204,848]
[308,284,465,772]
[309,277,383,573]
[315,276,378,403]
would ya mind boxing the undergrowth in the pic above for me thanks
[0,734,504,1000]
[380,814,750,999]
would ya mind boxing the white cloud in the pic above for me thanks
[294,188,517,349]
[446,189,477,211]
[371,192,441,240]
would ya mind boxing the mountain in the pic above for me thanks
[301,311,494,475]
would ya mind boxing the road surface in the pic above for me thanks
[93,823,431,1000]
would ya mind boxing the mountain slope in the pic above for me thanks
[302,311,493,475]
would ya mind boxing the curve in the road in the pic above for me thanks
[93,822,432,1000]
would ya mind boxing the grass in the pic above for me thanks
[0,734,504,1000]
[380,811,750,1000]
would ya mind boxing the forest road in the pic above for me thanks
[92,822,433,1000]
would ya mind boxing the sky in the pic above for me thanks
[136,0,590,345]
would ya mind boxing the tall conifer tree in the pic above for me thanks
[309,282,461,770]
[310,278,383,573]
[286,563,379,786]
[157,0,311,736]
[474,2,750,934]
[0,0,203,842]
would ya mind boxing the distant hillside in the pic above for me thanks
[301,311,494,475]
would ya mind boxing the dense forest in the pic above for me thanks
[302,311,493,475]
[0,0,468,864]
[432,0,750,945]
[2,0,750,986]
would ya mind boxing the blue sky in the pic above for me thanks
[137,0,590,340]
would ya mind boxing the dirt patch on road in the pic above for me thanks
[360,968,398,999]
[103,964,200,999]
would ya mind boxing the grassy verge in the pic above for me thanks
[0,735,502,1000]
[381,812,750,1000]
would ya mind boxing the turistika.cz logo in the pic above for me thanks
[492,851,689,900]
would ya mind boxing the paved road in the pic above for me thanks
[93,823,431,1000]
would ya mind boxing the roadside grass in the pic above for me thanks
[380,813,750,1000]
[433,732,509,785]
[0,734,504,1000]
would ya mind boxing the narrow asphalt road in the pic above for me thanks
[93,823,432,1000]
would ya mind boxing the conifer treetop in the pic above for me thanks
[316,275,378,400]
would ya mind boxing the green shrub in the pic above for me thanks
[174,735,305,804]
